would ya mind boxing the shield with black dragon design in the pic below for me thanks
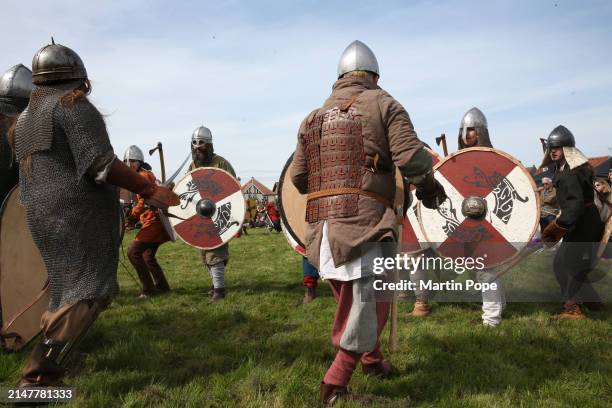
[169,167,245,250]
[418,147,540,269]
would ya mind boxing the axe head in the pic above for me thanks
[435,135,445,146]
[148,142,162,156]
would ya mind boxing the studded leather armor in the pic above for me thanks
[303,99,366,223]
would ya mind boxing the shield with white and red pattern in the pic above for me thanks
[401,148,441,254]
[418,147,540,268]
[169,168,245,250]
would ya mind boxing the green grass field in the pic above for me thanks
[1,228,611,407]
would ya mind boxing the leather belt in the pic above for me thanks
[307,188,391,207]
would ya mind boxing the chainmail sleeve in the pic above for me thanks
[56,99,114,180]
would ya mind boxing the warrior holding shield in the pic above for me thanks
[541,125,605,318]
[411,108,508,326]
[457,107,493,150]
[12,41,179,387]
[457,107,507,327]
[0,64,33,203]
[189,125,237,302]
[124,145,172,298]
[291,40,446,404]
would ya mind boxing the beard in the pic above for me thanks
[192,144,215,167]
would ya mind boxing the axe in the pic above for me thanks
[435,133,448,157]
[149,142,166,183]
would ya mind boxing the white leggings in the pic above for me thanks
[208,263,225,289]
[476,271,506,326]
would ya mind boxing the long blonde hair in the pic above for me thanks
[60,79,92,106]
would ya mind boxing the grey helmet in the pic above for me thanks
[123,145,145,162]
[460,107,488,129]
[458,107,493,149]
[31,40,87,85]
[192,125,213,144]
[337,40,380,78]
[0,64,34,116]
[547,125,575,148]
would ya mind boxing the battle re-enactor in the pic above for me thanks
[291,40,447,405]
[11,40,179,387]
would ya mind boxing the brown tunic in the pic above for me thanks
[291,76,424,268]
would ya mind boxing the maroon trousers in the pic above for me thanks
[323,279,390,387]
[127,241,170,294]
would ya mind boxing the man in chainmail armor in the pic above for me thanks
[13,41,178,387]
[189,125,237,302]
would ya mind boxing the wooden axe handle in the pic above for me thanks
[158,143,166,183]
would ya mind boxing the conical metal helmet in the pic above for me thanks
[457,107,492,150]
[0,64,33,116]
[460,107,488,129]
[0,64,34,100]
[547,125,575,148]
[123,145,144,162]
[192,126,213,144]
[31,40,87,85]
[337,40,380,78]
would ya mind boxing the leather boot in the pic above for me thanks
[207,285,215,297]
[362,360,394,378]
[303,286,316,304]
[555,301,586,320]
[319,382,347,406]
[209,288,225,303]
[410,300,431,317]
[149,267,171,294]
[134,268,157,298]
[18,342,66,387]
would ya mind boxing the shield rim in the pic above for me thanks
[277,153,306,249]
[417,146,541,269]
[281,219,306,256]
[158,209,177,242]
[171,167,245,250]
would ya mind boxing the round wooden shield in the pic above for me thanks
[418,147,540,268]
[169,167,245,250]
[278,154,307,249]
[401,148,441,254]
[0,186,49,351]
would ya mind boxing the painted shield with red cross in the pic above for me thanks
[401,148,441,254]
[418,147,540,268]
[169,167,245,250]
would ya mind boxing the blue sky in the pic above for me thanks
[3,0,611,186]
